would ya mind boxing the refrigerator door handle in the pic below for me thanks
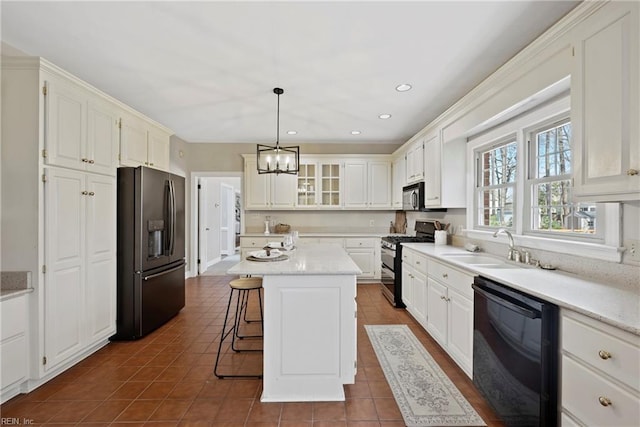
[169,179,176,256]
[143,262,185,281]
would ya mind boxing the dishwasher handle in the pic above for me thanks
[472,283,541,319]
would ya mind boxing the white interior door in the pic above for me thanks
[220,183,235,255]
[197,178,208,274]
[206,179,220,267]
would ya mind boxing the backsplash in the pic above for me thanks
[244,210,396,234]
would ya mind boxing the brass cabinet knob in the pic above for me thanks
[627,169,639,176]
[440,295,446,300]
[88,159,95,164]
[598,350,612,360]
[598,396,612,407]
[88,192,95,196]
[442,273,448,279]
[81,158,89,163]
[81,191,88,195]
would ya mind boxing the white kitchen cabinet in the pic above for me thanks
[401,247,428,326]
[426,258,474,377]
[1,295,29,403]
[2,57,165,391]
[571,1,640,202]
[44,168,116,371]
[44,76,119,176]
[244,157,297,209]
[392,153,406,209]
[406,137,424,184]
[120,112,171,171]
[344,238,379,280]
[424,130,466,208]
[319,161,342,207]
[344,159,392,209]
[561,309,640,426]
[296,162,318,207]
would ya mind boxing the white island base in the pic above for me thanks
[228,244,360,402]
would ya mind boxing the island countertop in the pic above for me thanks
[228,243,362,276]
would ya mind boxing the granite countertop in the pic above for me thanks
[402,243,640,336]
[228,243,362,276]
[1,271,34,302]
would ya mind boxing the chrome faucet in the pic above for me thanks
[493,228,518,261]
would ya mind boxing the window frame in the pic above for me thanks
[465,95,622,262]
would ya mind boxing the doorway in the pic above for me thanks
[191,173,242,275]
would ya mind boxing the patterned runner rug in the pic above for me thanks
[365,324,486,426]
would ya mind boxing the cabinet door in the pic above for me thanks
[447,289,473,376]
[346,249,375,278]
[426,278,448,348]
[44,168,85,371]
[85,175,117,344]
[392,155,406,208]
[296,162,318,207]
[270,173,297,208]
[412,270,427,327]
[244,158,270,209]
[368,161,392,208]
[147,127,170,171]
[344,160,368,208]
[319,162,342,207]
[572,3,640,201]
[87,98,119,176]
[45,78,87,170]
[120,115,148,167]
[406,139,424,183]
[424,132,442,207]
[401,266,414,309]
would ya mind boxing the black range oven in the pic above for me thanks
[380,220,435,307]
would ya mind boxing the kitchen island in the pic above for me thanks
[227,243,361,402]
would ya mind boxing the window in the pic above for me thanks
[476,139,517,228]
[528,120,597,236]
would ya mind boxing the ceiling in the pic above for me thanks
[1,1,579,145]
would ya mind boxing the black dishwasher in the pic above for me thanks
[472,276,558,427]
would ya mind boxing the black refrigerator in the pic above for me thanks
[111,166,186,340]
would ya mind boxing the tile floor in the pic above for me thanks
[1,276,505,426]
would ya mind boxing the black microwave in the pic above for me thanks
[402,182,425,211]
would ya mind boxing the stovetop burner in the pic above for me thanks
[381,235,432,244]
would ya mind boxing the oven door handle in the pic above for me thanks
[472,284,540,319]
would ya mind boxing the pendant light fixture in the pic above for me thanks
[256,88,300,175]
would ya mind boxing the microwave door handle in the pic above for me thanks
[412,191,418,209]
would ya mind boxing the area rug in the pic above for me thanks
[365,324,486,426]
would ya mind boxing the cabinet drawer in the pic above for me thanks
[562,313,640,391]
[344,238,373,248]
[1,296,27,339]
[562,355,640,427]
[0,335,28,389]
[240,237,270,248]
[428,260,474,299]
[412,252,428,274]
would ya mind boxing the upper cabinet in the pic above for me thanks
[120,112,171,171]
[343,159,392,209]
[406,137,425,184]
[391,153,406,209]
[571,1,639,201]
[244,157,297,209]
[424,129,466,208]
[44,76,119,176]
[244,155,392,210]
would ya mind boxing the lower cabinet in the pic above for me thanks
[1,295,29,403]
[43,167,116,373]
[401,247,427,325]
[561,309,640,426]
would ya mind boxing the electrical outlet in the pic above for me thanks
[625,239,640,262]
[369,219,375,227]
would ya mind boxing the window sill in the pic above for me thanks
[465,229,624,263]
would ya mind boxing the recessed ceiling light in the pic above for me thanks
[351,130,361,135]
[287,130,297,135]
[396,84,412,92]
[378,114,392,119]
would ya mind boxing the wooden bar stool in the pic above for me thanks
[214,277,264,379]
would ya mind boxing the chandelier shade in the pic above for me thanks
[256,88,300,175]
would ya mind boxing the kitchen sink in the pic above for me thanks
[440,253,509,267]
